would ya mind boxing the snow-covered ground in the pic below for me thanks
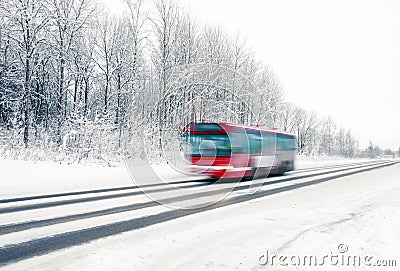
[0,156,370,199]
[295,155,370,169]
[0,158,199,199]
[1,158,398,270]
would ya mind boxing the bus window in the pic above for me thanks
[262,132,276,155]
[246,131,262,155]
[184,134,232,157]
[230,129,249,154]
[276,134,296,151]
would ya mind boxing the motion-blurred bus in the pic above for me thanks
[182,122,296,179]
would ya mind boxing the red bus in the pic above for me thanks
[182,122,296,179]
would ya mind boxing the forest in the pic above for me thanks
[0,0,361,164]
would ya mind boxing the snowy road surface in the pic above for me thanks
[0,157,373,199]
[0,159,399,270]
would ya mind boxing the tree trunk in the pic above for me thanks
[73,76,79,113]
[23,56,30,148]
[84,77,89,116]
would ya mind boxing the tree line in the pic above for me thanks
[0,0,362,163]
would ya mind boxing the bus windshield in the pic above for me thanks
[184,134,232,157]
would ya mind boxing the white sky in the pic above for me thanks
[103,0,400,150]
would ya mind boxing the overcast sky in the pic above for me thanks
[104,0,400,150]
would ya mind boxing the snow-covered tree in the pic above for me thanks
[0,0,362,162]
[1,0,50,147]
